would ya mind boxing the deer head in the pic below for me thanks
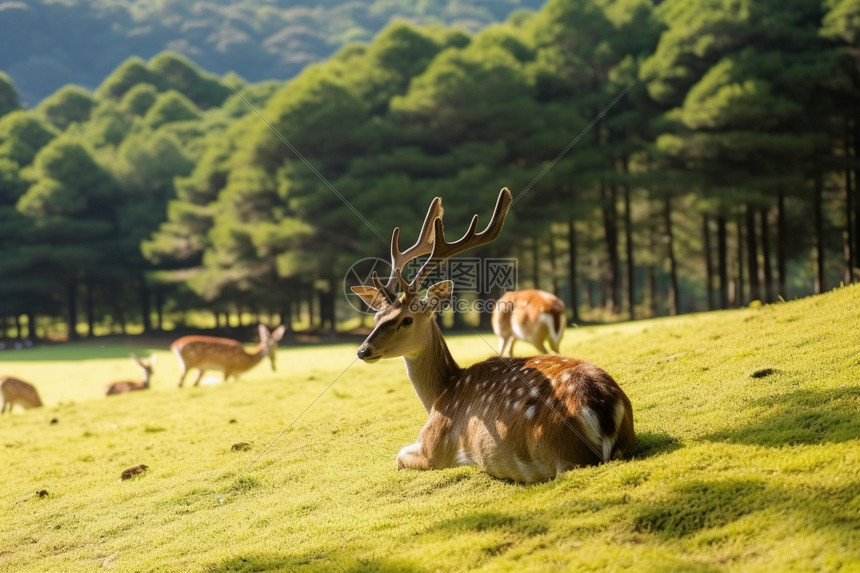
[353,187,512,362]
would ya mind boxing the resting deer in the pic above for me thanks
[352,187,634,483]
[1,376,43,413]
[492,289,566,356]
[105,355,155,396]
[171,324,286,387]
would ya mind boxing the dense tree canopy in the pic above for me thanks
[0,0,858,340]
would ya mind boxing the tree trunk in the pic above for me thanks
[745,205,760,302]
[814,172,826,294]
[27,311,37,340]
[702,214,714,311]
[547,230,559,296]
[154,288,164,331]
[844,124,854,284]
[623,183,635,319]
[735,211,745,307]
[85,279,95,337]
[664,198,679,316]
[760,207,773,302]
[113,285,127,335]
[320,279,336,332]
[532,236,541,291]
[602,181,619,314]
[647,218,657,316]
[777,192,787,297]
[717,215,729,309]
[139,276,152,333]
[66,279,79,340]
[567,217,579,324]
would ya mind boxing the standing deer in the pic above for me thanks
[352,187,634,483]
[105,355,155,396]
[1,376,43,413]
[492,289,566,356]
[171,324,286,387]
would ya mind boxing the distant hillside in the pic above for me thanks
[0,0,545,105]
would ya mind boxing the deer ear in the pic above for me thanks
[352,285,389,311]
[425,280,453,310]
[271,325,286,341]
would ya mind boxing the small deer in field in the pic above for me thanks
[1,376,43,413]
[171,324,286,387]
[352,187,634,483]
[105,355,155,396]
[492,289,566,356]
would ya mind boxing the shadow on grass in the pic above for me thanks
[634,477,859,541]
[634,478,769,538]
[704,387,860,446]
[207,553,427,572]
[631,430,683,460]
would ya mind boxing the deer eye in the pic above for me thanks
[401,317,413,326]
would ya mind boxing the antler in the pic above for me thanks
[371,187,511,300]
[371,196,443,302]
[406,187,511,295]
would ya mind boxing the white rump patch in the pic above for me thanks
[602,436,613,462]
[578,406,603,453]
[538,312,562,344]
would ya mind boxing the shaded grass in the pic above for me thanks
[0,285,859,571]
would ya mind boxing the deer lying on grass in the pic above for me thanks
[1,376,43,413]
[171,324,286,387]
[105,355,155,396]
[492,289,566,356]
[352,188,634,483]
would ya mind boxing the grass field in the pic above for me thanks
[1,285,858,572]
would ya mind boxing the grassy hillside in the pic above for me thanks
[0,285,858,571]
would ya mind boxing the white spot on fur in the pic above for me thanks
[525,405,537,420]
[455,450,475,466]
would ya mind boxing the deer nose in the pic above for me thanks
[357,345,373,360]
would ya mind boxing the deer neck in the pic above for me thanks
[246,343,268,365]
[403,319,461,413]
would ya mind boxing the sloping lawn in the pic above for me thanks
[1,285,858,571]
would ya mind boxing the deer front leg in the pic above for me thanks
[397,412,458,471]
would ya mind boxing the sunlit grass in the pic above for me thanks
[1,285,858,571]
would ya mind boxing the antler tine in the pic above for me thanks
[384,197,444,296]
[407,187,512,295]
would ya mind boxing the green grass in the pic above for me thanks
[1,285,859,572]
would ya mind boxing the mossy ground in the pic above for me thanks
[1,285,858,571]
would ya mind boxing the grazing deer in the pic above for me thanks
[171,324,286,387]
[492,289,566,356]
[352,188,634,483]
[1,376,43,413]
[105,355,155,396]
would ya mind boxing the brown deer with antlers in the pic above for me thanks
[352,188,634,483]
[1,376,43,413]
[492,289,566,356]
[105,355,155,396]
[171,324,286,387]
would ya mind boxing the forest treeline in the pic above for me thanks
[1,0,859,340]
[0,0,544,106]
